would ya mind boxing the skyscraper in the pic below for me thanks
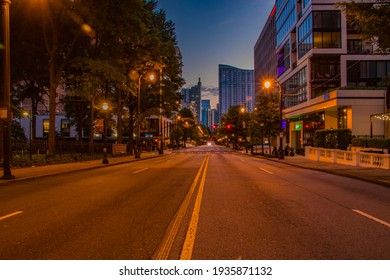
[218,64,255,115]
[201,100,211,126]
[189,78,202,123]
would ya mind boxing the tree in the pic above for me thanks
[252,93,280,154]
[219,106,248,149]
[11,0,92,156]
[337,1,390,53]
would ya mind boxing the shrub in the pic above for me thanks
[313,129,352,150]
[351,138,390,149]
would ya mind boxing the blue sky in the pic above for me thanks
[156,0,275,108]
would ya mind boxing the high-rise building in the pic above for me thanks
[218,64,255,115]
[254,5,277,100]
[180,78,202,123]
[189,78,202,123]
[265,0,390,150]
[201,100,211,126]
[181,88,190,106]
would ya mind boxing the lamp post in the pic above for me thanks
[135,72,155,159]
[264,79,284,159]
[240,106,248,153]
[135,75,142,158]
[102,102,109,164]
[158,68,164,155]
[23,111,32,159]
[1,0,14,179]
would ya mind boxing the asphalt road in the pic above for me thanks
[0,143,389,260]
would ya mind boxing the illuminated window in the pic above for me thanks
[61,119,71,137]
[43,119,49,137]
[338,107,348,129]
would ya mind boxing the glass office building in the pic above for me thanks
[219,65,255,115]
[268,0,390,149]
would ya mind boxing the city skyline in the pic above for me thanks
[156,0,275,108]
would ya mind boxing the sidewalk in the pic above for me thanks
[0,152,162,186]
[250,152,390,188]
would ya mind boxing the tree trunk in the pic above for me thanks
[88,96,95,154]
[128,107,135,155]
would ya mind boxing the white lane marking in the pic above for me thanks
[259,167,273,174]
[0,211,24,221]
[133,168,149,174]
[352,209,390,228]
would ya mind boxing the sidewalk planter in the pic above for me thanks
[305,146,390,169]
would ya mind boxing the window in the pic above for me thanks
[61,119,71,137]
[312,11,341,49]
[298,13,313,58]
[276,0,296,46]
[313,31,341,48]
[347,39,362,53]
[303,0,310,9]
[338,108,348,129]
[347,60,390,87]
[43,119,49,137]
[313,11,341,29]
[277,40,291,76]
[282,67,307,108]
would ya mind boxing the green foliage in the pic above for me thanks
[252,93,280,142]
[337,1,390,53]
[11,0,184,155]
[11,120,28,143]
[351,138,390,149]
[313,129,352,150]
[8,153,106,168]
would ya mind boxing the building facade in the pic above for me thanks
[254,5,277,100]
[271,0,390,150]
[219,64,255,115]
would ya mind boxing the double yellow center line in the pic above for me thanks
[153,154,210,260]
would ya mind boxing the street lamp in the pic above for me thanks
[102,102,109,164]
[1,0,14,179]
[158,68,164,155]
[264,79,284,159]
[135,72,155,159]
[23,111,32,159]
[240,106,248,153]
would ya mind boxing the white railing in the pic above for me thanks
[305,147,390,169]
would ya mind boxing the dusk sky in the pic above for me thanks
[156,0,275,108]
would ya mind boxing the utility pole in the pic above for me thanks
[1,0,14,179]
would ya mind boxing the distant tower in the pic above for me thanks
[201,99,211,126]
[219,65,254,115]
[189,78,202,123]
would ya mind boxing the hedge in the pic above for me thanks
[351,138,390,149]
[313,129,352,150]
